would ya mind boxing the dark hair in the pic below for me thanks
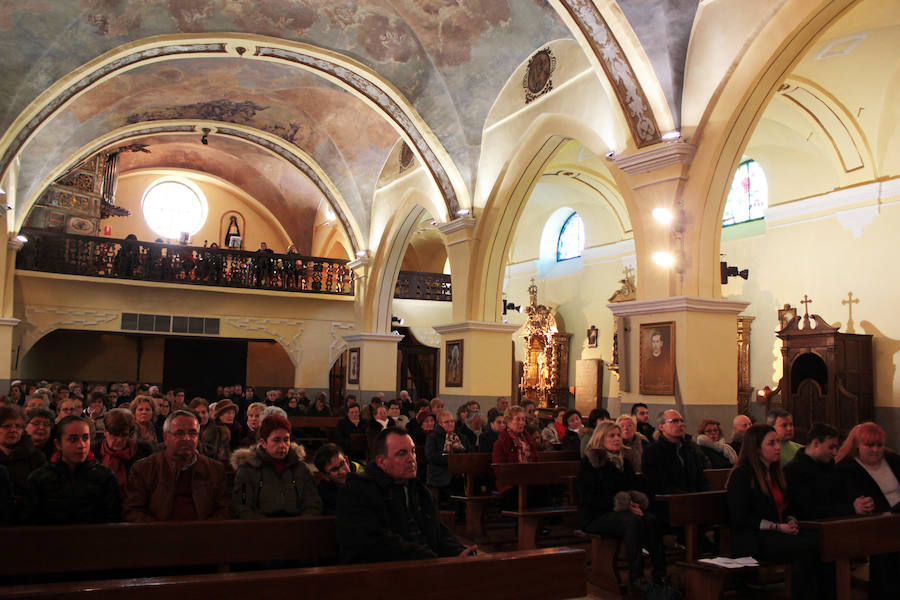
[554,407,567,417]
[563,409,582,427]
[258,414,292,441]
[174,388,185,396]
[486,408,501,425]
[456,405,468,418]
[730,424,786,496]
[766,408,791,426]
[387,399,400,409]
[89,391,108,406]
[54,415,90,440]
[0,404,24,425]
[373,426,410,458]
[25,407,55,424]
[163,410,199,434]
[807,422,839,444]
[188,397,208,410]
[104,408,136,437]
[314,442,345,473]
[631,403,648,416]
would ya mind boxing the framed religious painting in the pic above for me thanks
[445,340,463,387]
[639,322,675,395]
[347,347,360,384]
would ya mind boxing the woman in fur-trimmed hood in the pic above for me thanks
[576,421,667,593]
[230,415,321,519]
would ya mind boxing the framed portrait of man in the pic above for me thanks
[348,347,360,384]
[639,322,675,395]
[445,340,463,387]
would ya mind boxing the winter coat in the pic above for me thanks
[336,418,367,462]
[336,462,465,563]
[424,425,471,488]
[491,429,539,494]
[576,447,649,529]
[783,451,854,520]
[696,434,738,468]
[318,461,360,516]
[726,464,794,557]
[22,456,121,525]
[837,451,900,512]
[123,451,232,522]
[230,443,321,519]
[642,436,711,495]
[199,422,231,464]
[0,436,47,500]
[0,465,12,526]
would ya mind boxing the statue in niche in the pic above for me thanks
[224,215,242,249]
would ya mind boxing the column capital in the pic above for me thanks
[342,331,404,344]
[436,216,476,237]
[347,256,371,271]
[0,317,19,327]
[433,321,521,335]
[611,141,697,175]
[607,296,749,317]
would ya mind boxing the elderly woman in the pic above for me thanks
[22,415,121,525]
[727,424,827,600]
[577,421,666,594]
[129,396,159,448]
[560,409,584,454]
[238,402,266,448]
[492,405,538,497]
[696,418,738,468]
[616,415,648,472]
[0,405,47,519]
[335,403,367,462]
[365,404,396,459]
[425,409,471,499]
[541,407,568,450]
[231,415,321,518]
[91,408,154,495]
[25,407,56,461]
[409,409,436,447]
[836,422,900,599]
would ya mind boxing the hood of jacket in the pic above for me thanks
[230,442,306,470]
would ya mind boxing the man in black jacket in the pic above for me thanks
[642,410,710,496]
[337,427,476,563]
[784,422,874,519]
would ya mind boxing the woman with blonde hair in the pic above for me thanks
[577,421,666,594]
[696,418,737,468]
[836,422,899,598]
[128,396,159,448]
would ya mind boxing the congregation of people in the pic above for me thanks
[1,379,898,599]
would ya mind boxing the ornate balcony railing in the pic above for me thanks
[394,270,452,301]
[15,229,354,296]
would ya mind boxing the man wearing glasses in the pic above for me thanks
[642,410,711,496]
[124,410,231,522]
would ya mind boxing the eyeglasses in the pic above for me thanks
[0,423,24,431]
[665,418,684,424]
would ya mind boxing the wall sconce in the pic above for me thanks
[502,299,521,315]
[391,316,405,326]
[720,261,749,284]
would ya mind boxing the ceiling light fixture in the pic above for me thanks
[661,130,680,141]
[652,207,673,224]
[456,208,470,216]
[15,234,27,243]
[653,251,675,267]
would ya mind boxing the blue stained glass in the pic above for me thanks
[723,160,767,226]
[557,212,584,261]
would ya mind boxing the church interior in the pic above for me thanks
[0,0,898,445]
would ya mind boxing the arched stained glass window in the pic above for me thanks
[557,212,584,261]
[723,160,767,226]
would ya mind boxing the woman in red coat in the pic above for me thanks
[491,405,538,504]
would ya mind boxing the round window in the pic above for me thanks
[141,180,207,240]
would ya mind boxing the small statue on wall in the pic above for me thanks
[608,266,636,303]
[586,325,598,348]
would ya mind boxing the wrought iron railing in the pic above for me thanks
[394,270,452,301]
[15,229,354,295]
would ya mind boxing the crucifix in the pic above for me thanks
[842,291,859,333]
[800,294,813,318]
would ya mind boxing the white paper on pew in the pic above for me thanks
[697,556,760,568]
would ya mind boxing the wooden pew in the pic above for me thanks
[493,461,581,550]
[288,416,343,445]
[704,468,731,491]
[657,490,729,562]
[803,512,900,600]
[0,517,336,581]
[2,547,587,600]
[448,451,579,540]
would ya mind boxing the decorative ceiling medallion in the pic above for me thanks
[559,0,661,147]
[523,47,556,104]
[399,142,414,173]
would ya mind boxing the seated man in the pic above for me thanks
[337,427,475,563]
[124,410,232,522]
[632,402,656,440]
[478,409,504,454]
[729,414,752,455]
[785,422,874,520]
[642,410,711,496]
[768,408,803,466]
[387,400,409,430]
[314,442,360,515]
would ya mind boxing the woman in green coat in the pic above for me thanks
[230,414,321,518]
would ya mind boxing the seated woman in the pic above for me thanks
[335,403,368,463]
[238,402,266,448]
[836,422,900,599]
[577,421,666,594]
[0,405,47,519]
[492,405,538,501]
[696,418,738,469]
[24,407,56,461]
[194,398,233,464]
[231,415,321,518]
[91,408,154,496]
[307,392,331,417]
[22,416,121,525]
[616,415,648,472]
[727,424,829,600]
[540,407,568,450]
[129,396,160,449]
[560,409,584,454]
[425,409,471,501]
[366,404,396,459]
[409,409,436,447]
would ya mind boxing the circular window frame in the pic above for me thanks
[141,177,209,241]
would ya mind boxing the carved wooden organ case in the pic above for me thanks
[776,312,873,439]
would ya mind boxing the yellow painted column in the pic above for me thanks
[608,297,749,433]
[0,233,21,389]
[436,217,476,323]
[342,332,403,401]
[432,321,520,413]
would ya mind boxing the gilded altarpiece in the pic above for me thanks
[518,280,571,408]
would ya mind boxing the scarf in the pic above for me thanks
[101,439,137,490]
[510,431,534,463]
[554,421,567,441]
[442,431,466,453]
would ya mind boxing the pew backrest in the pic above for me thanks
[492,461,580,487]
[704,468,731,491]
[288,416,343,430]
